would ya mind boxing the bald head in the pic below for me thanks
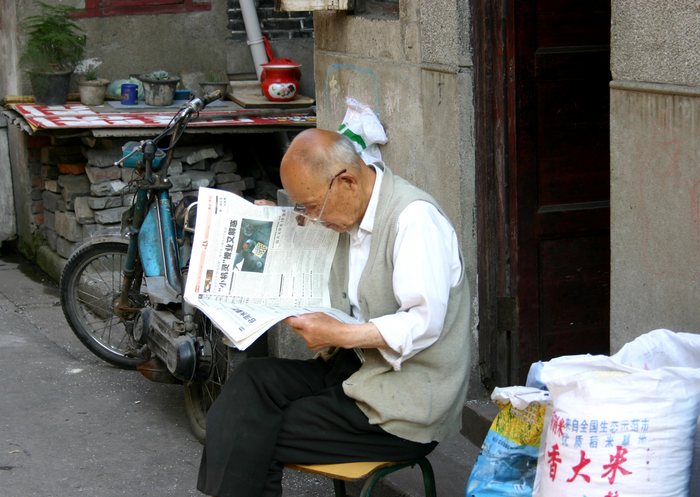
[279,128,377,232]
[281,129,361,183]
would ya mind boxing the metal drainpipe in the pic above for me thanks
[239,0,269,80]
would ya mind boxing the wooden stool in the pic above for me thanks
[286,457,437,497]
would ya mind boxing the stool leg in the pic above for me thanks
[358,470,384,497]
[332,478,347,497]
[328,459,436,497]
[417,458,437,497]
[358,462,413,497]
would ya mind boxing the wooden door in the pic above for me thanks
[474,0,611,387]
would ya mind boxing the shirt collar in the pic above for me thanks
[353,164,383,236]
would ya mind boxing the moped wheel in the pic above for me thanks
[183,314,246,443]
[60,241,146,369]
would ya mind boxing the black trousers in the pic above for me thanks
[197,349,437,497]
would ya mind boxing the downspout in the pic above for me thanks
[239,0,269,80]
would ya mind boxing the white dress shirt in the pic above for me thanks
[347,167,463,370]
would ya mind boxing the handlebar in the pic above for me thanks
[178,89,223,118]
[113,90,224,168]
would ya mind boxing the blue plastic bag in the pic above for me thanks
[466,387,549,497]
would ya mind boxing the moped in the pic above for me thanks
[59,91,265,442]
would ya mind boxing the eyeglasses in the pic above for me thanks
[293,169,346,226]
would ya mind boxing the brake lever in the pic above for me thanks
[114,141,143,167]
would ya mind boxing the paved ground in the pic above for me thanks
[0,244,478,497]
[0,247,337,497]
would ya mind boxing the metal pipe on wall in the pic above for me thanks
[239,0,269,80]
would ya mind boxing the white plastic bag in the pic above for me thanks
[533,329,700,497]
[337,97,387,164]
[612,328,700,369]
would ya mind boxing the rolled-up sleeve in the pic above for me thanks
[370,201,462,370]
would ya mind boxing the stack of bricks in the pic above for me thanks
[36,136,252,261]
[26,135,52,231]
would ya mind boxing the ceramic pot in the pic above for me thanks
[260,59,302,102]
[78,78,109,106]
[138,74,181,106]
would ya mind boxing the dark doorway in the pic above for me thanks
[474,0,611,388]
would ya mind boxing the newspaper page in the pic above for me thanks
[184,187,354,349]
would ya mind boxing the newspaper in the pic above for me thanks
[184,187,356,350]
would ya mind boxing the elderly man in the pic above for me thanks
[197,128,471,497]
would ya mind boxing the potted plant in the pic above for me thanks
[138,70,181,106]
[20,1,86,105]
[75,58,109,106]
[200,71,229,98]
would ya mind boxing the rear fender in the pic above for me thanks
[71,236,129,254]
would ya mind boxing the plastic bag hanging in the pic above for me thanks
[337,97,388,164]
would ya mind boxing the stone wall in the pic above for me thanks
[609,82,700,348]
[0,0,316,102]
[609,0,700,348]
[3,0,233,98]
[0,115,17,243]
[29,134,279,262]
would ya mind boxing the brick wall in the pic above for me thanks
[227,0,313,41]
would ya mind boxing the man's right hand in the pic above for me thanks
[283,314,389,352]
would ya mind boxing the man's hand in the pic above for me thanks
[283,313,388,351]
[283,313,343,351]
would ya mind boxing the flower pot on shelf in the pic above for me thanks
[78,78,109,106]
[20,3,86,106]
[138,72,181,106]
[28,69,73,105]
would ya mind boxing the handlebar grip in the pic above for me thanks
[175,89,224,119]
[201,89,223,106]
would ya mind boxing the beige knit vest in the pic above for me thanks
[329,164,472,443]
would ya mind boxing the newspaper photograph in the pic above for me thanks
[184,187,353,349]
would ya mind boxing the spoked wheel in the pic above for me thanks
[60,241,147,369]
[184,313,246,443]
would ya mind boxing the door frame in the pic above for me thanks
[472,0,517,390]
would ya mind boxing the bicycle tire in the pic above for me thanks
[183,313,247,443]
[60,241,146,369]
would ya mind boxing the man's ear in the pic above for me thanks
[337,170,357,189]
